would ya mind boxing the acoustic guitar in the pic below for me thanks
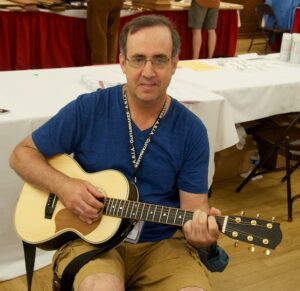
[15,154,282,251]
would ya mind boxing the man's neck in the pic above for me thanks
[127,95,170,131]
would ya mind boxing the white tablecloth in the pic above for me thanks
[175,53,300,123]
[0,64,238,280]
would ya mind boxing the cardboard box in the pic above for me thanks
[213,136,257,182]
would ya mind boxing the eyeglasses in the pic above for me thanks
[125,56,171,69]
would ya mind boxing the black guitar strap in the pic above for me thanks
[59,225,133,291]
[59,245,110,291]
[22,241,36,291]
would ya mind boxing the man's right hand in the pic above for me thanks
[57,177,105,225]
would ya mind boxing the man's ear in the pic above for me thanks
[171,55,179,75]
[119,53,126,74]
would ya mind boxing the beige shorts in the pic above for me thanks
[52,231,212,291]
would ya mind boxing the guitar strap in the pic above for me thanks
[22,241,36,291]
[59,232,128,291]
[59,245,109,291]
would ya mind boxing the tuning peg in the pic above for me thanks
[241,211,245,216]
[248,244,255,252]
[272,217,276,222]
[234,240,239,247]
[256,213,260,218]
[264,249,271,256]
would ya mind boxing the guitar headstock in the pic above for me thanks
[217,215,282,250]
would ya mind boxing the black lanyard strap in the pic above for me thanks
[123,88,167,182]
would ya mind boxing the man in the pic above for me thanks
[188,0,220,59]
[87,0,123,64]
[10,15,220,291]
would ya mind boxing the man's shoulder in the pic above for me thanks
[77,84,122,104]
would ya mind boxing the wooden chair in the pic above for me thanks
[248,3,289,53]
[236,113,300,221]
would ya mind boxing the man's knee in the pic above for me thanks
[78,273,124,291]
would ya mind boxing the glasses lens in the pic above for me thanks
[129,57,145,68]
[127,56,170,68]
[153,56,169,67]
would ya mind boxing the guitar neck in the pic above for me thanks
[104,197,224,228]
[103,197,282,250]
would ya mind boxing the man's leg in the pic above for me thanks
[86,0,108,64]
[192,28,202,59]
[207,29,217,58]
[78,273,124,291]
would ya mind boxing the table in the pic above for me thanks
[293,7,300,32]
[0,64,238,280]
[0,3,241,71]
[173,53,300,124]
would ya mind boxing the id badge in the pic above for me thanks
[124,221,145,244]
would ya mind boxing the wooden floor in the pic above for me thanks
[2,39,299,291]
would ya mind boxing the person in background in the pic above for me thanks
[188,0,220,59]
[10,15,220,291]
[87,0,123,64]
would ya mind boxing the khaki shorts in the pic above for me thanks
[52,231,212,291]
[188,0,219,29]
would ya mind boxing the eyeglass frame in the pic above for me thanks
[125,55,173,69]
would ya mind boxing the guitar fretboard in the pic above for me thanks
[104,197,224,227]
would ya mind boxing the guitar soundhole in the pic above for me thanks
[55,209,100,235]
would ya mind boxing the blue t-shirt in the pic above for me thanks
[32,85,209,242]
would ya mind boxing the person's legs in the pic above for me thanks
[192,28,202,59]
[52,239,126,291]
[86,0,108,64]
[78,273,124,291]
[107,0,123,63]
[207,29,217,58]
[125,231,212,291]
[203,8,219,58]
[188,1,206,59]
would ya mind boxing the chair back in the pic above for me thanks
[255,3,279,29]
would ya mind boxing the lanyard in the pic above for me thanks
[123,88,167,183]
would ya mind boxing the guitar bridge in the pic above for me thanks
[45,193,58,219]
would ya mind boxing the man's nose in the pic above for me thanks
[141,60,156,76]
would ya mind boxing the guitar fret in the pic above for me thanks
[149,204,155,221]
[158,206,163,222]
[133,202,139,219]
[105,198,111,215]
[159,206,169,223]
[129,200,135,218]
[165,207,175,225]
[153,205,158,222]
[145,204,151,221]
[117,199,125,217]
[124,200,130,219]
[176,209,186,225]
[140,202,146,220]
[173,208,178,225]
[110,198,117,216]
[113,198,119,217]
[108,198,115,216]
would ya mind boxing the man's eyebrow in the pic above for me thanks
[130,54,145,58]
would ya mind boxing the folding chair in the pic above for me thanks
[236,113,300,221]
[248,3,289,53]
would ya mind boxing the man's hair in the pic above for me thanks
[119,14,181,58]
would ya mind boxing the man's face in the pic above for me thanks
[119,25,178,104]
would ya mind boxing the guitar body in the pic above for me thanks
[15,155,138,250]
